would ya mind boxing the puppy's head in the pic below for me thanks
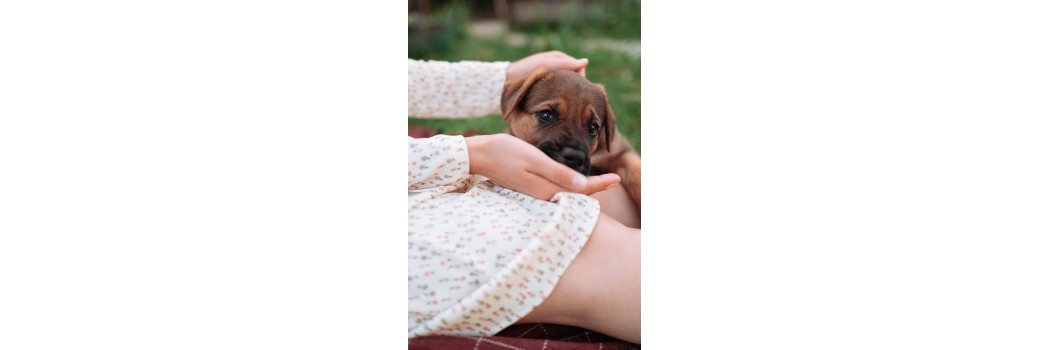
[501,68,616,175]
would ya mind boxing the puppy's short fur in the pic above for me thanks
[501,67,641,208]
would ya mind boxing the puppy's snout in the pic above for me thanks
[538,142,591,175]
[560,148,588,168]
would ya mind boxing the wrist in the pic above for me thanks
[505,62,519,82]
[465,135,491,175]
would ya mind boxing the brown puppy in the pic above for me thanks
[501,67,641,208]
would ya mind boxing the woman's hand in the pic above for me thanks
[507,51,589,82]
[466,134,619,200]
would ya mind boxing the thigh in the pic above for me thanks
[590,183,640,228]
[516,213,641,343]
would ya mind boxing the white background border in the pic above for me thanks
[2,1,1048,349]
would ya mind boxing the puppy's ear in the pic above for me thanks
[501,67,548,121]
[595,83,617,153]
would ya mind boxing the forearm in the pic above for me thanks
[407,135,473,190]
[407,59,509,118]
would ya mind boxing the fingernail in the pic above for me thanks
[577,58,588,64]
[572,174,586,189]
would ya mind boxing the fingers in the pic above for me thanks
[542,51,588,73]
[518,173,620,200]
[573,57,589,69]
[512,51,589,79]
[558,56,588,74]
[527,157,622,196]
[573,58,588,77]
[529,161,588,193]
[580,173,621,195]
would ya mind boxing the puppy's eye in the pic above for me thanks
[589,122,600,137]
[536,110,555,122]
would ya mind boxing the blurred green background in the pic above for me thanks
[408,0,641,152]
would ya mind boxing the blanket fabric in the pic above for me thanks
[408,323,636,350]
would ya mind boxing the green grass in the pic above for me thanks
[511,0,641,40]
[408,1,641,152]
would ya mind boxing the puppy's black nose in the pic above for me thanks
[560,148,587,168]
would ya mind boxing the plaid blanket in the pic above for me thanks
[408,324,637,350]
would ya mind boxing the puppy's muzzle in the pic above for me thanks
[560,147,588,171]
[540,142,591,175]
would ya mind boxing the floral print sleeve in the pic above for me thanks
[407,59,510,118]
[407,135,472,190]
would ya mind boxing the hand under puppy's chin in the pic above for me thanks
[500,67,641,208]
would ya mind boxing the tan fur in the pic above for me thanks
[501,68,641,209]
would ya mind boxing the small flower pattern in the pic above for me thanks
[408,177,599,338]
[408,59,509,118]
[407,135,473,194]
[407,60,601,338]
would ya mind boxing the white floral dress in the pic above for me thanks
[407,59,601,337]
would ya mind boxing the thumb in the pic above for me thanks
[532,161,587,192]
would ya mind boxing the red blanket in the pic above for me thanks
[409,324,637,350]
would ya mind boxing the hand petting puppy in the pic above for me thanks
[507,51,588,82]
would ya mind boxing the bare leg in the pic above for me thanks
[516,213,641,343]
[591,184,640,228]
